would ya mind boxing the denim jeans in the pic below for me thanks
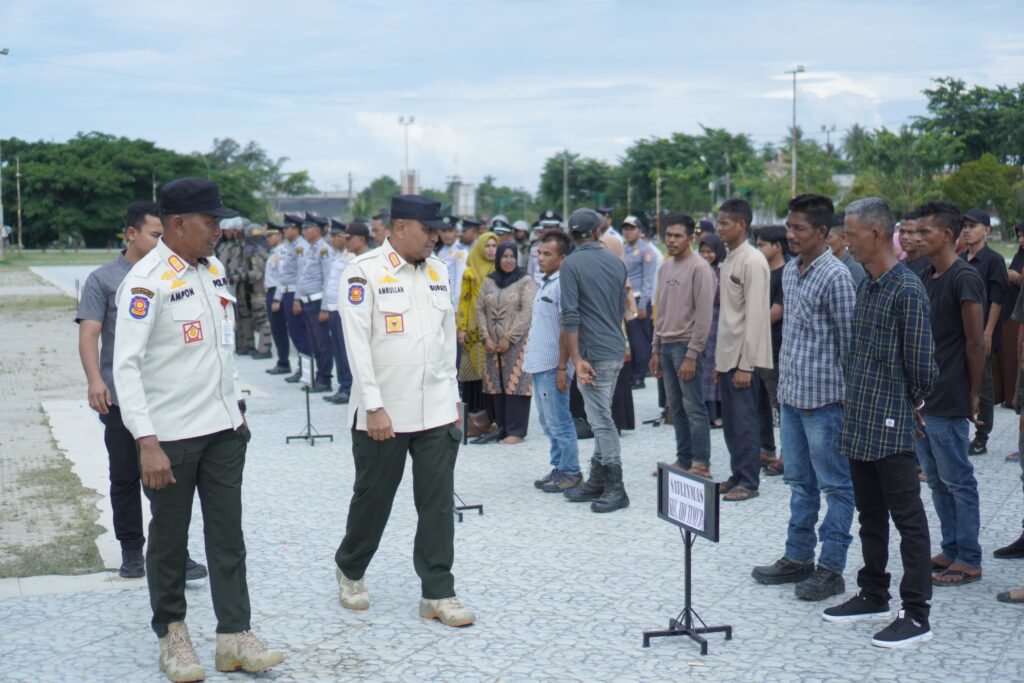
[780,403,854,573]
[659,342,710,466]
[915,415,982,568]
[531,370,580,474]
[578,358,624,466]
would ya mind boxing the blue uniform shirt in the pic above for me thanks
[624,239,658,309]
[297,238,333,298]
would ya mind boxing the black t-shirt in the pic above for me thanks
[905,256,930,280]
[769,266,784,363]
[960,245,1009,353]
[921,259,986,417]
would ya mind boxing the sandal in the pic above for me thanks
[719,480,737,495]
[932,568,982,586]
[723,486,760,502]
[931,555,952,573]
[765,460,784,477]
[759,453,778,469]
[997,588,1024,603]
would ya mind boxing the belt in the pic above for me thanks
[280,285,296,293]
[300,292,324,303]
[325,304,338,312]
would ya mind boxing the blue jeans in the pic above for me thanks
[780,403,854,573]
[915,415,982,568]
[531,370,580,474]
[578,358,624,466]
[660,342,710,466]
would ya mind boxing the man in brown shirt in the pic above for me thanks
[715,198,773,501]
[649,214,716,476]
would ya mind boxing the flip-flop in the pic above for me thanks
[996,589,1024,603]
[932,569,982,586]
[1007,452,1021,462]
[723,487,760,502]
[931,555,952,573]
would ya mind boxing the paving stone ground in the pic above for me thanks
[3,345,1024,681]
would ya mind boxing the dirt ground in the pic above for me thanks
[0,268,104,577]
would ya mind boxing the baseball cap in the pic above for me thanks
[568,208,602,237]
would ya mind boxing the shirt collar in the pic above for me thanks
[795,246,833,273]
[156,237,194,275]
[381,238,408,272]
[543,271,561,284]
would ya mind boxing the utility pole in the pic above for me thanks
[821,124,837,155]
[786,65,805,197]
[16,156,23,252]
[347,172,353,220]
[562,152,569,222]
[724,152,732,198]
[0,139,5,262]
[655,169,662,239]
[626,177,632,215]
[152,172,157,203]
[399,116,415,193]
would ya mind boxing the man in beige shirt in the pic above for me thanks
[714,198,773,501]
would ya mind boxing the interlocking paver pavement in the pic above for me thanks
[2,350,1024,682]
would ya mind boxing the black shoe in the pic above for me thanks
[284,370,302,383]
[250,351,273,360]
[822,592,891,622]
[470,430,502,445]
[323,390,350,404]
[751,556,814,585]
[968,438,988,455]
[119,548,145,579]
[185,555,208,582]
[630,378,646,390]
[565,458,607,502]
[871,610,932,648]
[591,464,629,513]
[994,533,1024,559]
[534,468,558,489]
[794,566,845,601]
[236,348,253,356]
[308,381,332,394]
[266,365,292,375]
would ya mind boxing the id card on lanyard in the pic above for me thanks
[220,297,235,347]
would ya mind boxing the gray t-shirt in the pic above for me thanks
[75,254,132,406]
[560,241,627,363]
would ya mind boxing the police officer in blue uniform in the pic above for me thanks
[622,215,658,389]
[296,212,335,392]
[277,213,311,382]
[263,220,292,374]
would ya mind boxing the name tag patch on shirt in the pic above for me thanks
[377,285,405,296]
[129,295,150,319]
[385,313,404,334]
[348,284,365,305]
[211,277,227,288]
[182,321,203,344]
[170,287,195,302]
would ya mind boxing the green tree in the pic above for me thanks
[476,175,531,222]
[537,151,614,214]
[917,78,1024,165]
[943,153,1023,231]
[352,175,401,218]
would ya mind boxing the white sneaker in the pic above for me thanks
[214,630,284,673]
[158,621,205,683]
[419,596,476,627]
[336,566,370,610]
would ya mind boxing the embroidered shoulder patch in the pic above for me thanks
[129,295,150,319]
[348,276,367,285]
[131,287,154,298]
[348,284,365,305]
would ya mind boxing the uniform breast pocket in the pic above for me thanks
[377,296,410,336]
[171,302,206,345]
[430,295,451,327]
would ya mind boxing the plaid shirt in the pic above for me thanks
[778,249,856,409]
[839,262,938,461]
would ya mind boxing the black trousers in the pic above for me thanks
[720,369,761,491]
[491,394,531,437]
[625,303,653,382]
[301,300,333,384]
[265,288,291,368]
[975,356,994,442]
[98,406,144,551]
[756,367,779,455]
[849,452,932,623]
[336,424,461,598]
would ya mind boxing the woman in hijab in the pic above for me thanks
[457,232,498,420]
[475,242,536,444]
[698,233,727,429]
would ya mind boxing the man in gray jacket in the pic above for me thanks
[559,208,630,513]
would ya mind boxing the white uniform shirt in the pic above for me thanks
[113,238,244,441]
[341,238,459,433]
[264,242,286,290]
[449,241,471,303]
[323,250,351,311]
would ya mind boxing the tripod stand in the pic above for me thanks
[643,527,732,654]
[286,354,334,446]
[453,402,483,522]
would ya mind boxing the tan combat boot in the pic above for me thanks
[214,630,284,673]
[419,596,476,627]
[336,566,370,610]
[158,621,205,683]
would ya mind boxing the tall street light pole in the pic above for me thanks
[0,48,9,260]
[786,65,805,197]
[399,116,415,192]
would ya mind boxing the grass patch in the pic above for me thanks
[0,535,105,578]
[0,295,74,314]
[0,250,116,269]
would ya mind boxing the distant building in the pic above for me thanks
[269,193,352,220]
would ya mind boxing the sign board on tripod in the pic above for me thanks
[299,354,313,388]
[657,465,720,542]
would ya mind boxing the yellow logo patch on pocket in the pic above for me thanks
[384,314,404,334]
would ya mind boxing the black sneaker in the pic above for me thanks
[968,438,987,455]
[822,592,891,622]
[794,566,845,601]
[119,548,145,579]
[871,610,932,648]
[185,555,208,582]
[751,557,814,585]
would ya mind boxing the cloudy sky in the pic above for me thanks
[1,0,1022,195]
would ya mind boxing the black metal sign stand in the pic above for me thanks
[643,527,732,654]
[453,402,483,522]
[286,355,334,446]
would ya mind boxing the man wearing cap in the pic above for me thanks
[960,207,1009,455]
[113,178,283,681]
[295,212,335,393]
[560,208,631,513]
[334,194,474,628]
[263,220,292,374]
[321,219,356,405]
[435,215,459,259]
[622,215,658,390]
[491,215,515,243]
[598,208,624,245]
[451,219,480,302]
[277,213,312,382]
[243,222,273,360]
